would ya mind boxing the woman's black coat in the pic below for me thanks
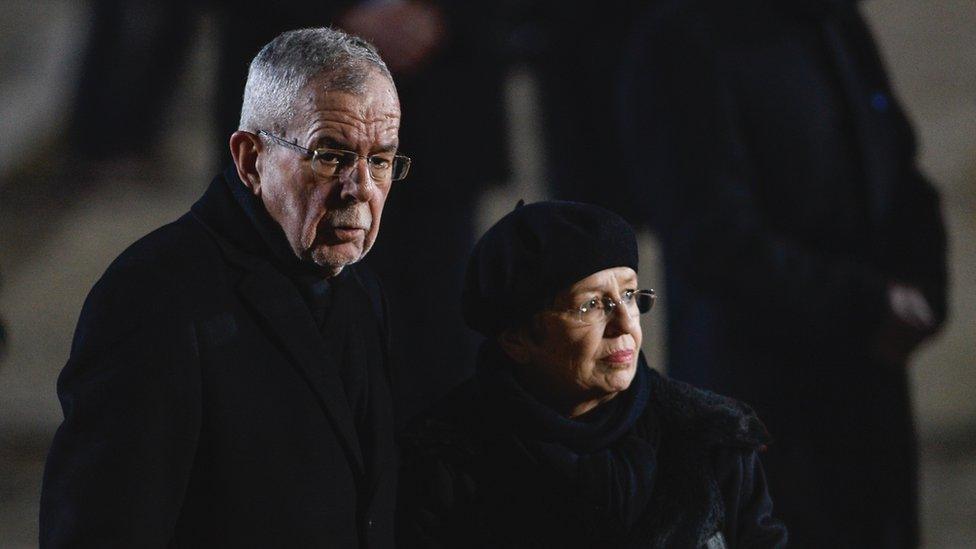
[397,358,787,548]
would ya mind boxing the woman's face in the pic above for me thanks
[506,267,643,417]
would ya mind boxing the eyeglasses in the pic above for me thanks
[257,130,411,182]
[564,289,656,326]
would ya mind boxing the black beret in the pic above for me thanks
[462,200,639,336]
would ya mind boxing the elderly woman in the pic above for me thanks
[397,201,787,548]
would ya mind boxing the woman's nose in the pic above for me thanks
[604,301,637,336]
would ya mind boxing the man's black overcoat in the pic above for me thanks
[40,170,397,547]
[616,1,948,546]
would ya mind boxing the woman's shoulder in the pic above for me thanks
[640,370,788,547]
[642,368,770,452]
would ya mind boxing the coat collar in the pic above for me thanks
[634,367,770,547]
[645,367,770,450]
[190,167,366,477]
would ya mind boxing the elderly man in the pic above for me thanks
[40,28,406,547]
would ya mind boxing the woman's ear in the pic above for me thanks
[498,328,532,364]
[229,130,263,195]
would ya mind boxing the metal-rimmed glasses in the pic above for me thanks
[564,289,656,326]
[257,130,411,182]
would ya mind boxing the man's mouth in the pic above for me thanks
[329,226,366,241]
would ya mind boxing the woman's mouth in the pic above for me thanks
[605,350,634,364]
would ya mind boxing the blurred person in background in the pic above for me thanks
[68,0,196,164]
[0,281,6,361]
[617,1,948,547]
[41,28,406,547]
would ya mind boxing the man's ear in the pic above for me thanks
[498,328,532,364]
[229,130,263,195]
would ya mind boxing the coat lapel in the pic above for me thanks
[344,271,397,506]
[191,171,366,477]
[236,263,366,477]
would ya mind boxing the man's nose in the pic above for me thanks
[337,159,376,202]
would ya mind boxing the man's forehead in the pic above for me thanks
[287,77,400,146]
[307,69,398,106]
[296,86,399,128]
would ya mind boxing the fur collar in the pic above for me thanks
[633,366,769,548]
[644,366,769,451]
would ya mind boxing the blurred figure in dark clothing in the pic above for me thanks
[528,2,642,219]
[488,0,646,224]
[0,287,6,361]
[70,0,360,162]
[615,1,948,547]
[69,0,196,161]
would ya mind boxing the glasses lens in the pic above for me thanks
[311,151,343,178]
[391,156,410,181]
[622,291,639,312]
[636,290,656,314]
[577,297,602,325]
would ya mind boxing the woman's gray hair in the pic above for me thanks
[238,27,393,135]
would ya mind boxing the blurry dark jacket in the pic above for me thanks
[40,168,396,547]
[397,347,787,548]
[617,0,947,546]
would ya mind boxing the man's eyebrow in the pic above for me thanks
[313,136,349,149]
[374,141,399,153]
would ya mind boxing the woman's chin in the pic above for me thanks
[600,363,637,393]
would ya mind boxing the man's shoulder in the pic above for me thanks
[84,211,228,318]
[70,211,228,355]
[101,212,221,287]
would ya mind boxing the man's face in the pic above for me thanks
[256,70,401,275]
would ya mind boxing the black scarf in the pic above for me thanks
[477,342,659,533]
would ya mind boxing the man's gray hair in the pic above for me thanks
[239,27,393,134]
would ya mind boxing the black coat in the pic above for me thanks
[617,1,948,546]
[40,170,397,547]
[397,357,787,548]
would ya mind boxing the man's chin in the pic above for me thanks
[309,243,365,275]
